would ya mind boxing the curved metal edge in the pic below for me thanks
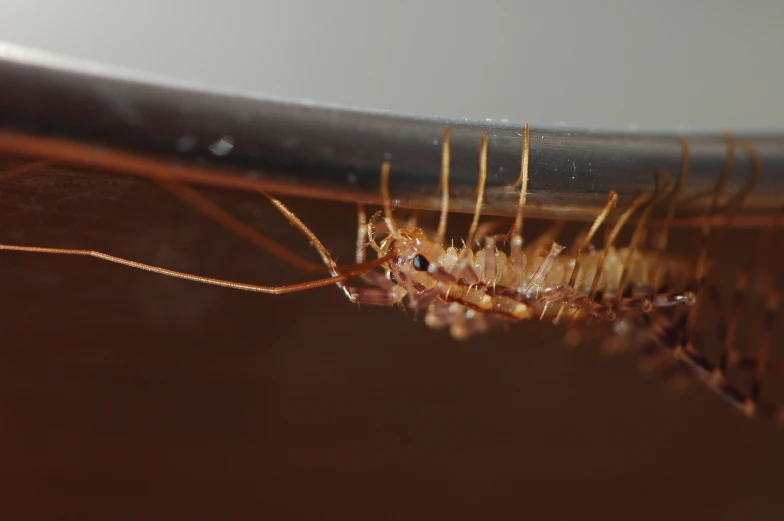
[0,42,783,224]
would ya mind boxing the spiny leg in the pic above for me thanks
[256,191,355,300]
[722,205,784,382]
[435,126,451,245]
[0,159,343,293]
[599,172,669,364]
[509,123,530,272]
[380,162,398,235]
[475,217,518,283]
[156,179,336,274]
[356,204,369,265]
[613,171,671,312]
[631,139,696,386]
[747,139,784,404]
[0,243,392,295]
[567,192,618,290]
[748,275,784,399]
[350,163,414,307]
[624,139,691,376]
[428,138,490,305]
[452,132,491,286]
[650,137,753,326]
[1,176,393,299]
[355,203,397,288]
[650,137,690,296]
[653,141,780,420]
[466,132,489,246]
[690,133,735,295]
[552,192,618,324]
[750,284,782,406]
[418,129,453,316]
[713,141,763,372]
[682,134,735,360]
[0,158,362,276]
[587,192,648,303]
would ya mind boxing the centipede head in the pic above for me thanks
[377,226,445,297]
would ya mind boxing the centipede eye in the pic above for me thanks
[388,271,398,285]
[412,254,430,272]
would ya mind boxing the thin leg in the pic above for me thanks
[652,141,784,421]
[348,285,406,306]
[418,128,453,318]
[253,192,346,295]
[356,204,369,265]
[613,172,671,311]
[366,210,386,253]
[466,132,489,246]
[449,133,493,287]
[0,159,365,276]
[588,193,648,301]
[720,257,752,370]
[651,137,690,295]
[721,207,784,383]
[156,179,332,273]
[0,243,391,295]
[356,203,396,289]
[567,192,618,289]
[680,136,734,360]
[750,286,781,403]
[681,135,732,358]
[509,123,530,271]
[529,242,566,289]
[552,193,617,324]
[690,134,735,293]
[644,317,757,418]
[710,141,763,371]
[0,158,378,300]
[483,236,498,283]
[380,162,398,235]
[435,126,451,245]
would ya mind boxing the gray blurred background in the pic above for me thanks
[3,0,784,129]
[2,2,784,521]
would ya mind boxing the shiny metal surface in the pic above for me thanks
[1,42,783,226]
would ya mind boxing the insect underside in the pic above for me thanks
[348,128,781,424]
[1,125,782,425]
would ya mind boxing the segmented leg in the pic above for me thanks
[509,123,530,272]
[567,192,618,289]
[466,132,489,246]
[712,140,763,371]
[750,285,782,405]
[0,243,391,295]
[650,137,690,296]
[612,171,671,311]
[1,158,368,275]
[588,192,648,302]
[647,140,784,422]
[434,127,451,244]
[1,189,392,298]
[355,203,397,289]
[156,179,331,273]
[551,192,617,324]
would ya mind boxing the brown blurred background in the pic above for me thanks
[2,2,784,520]
[3,162,784,521]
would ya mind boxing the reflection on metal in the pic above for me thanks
[0,42,783,226]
